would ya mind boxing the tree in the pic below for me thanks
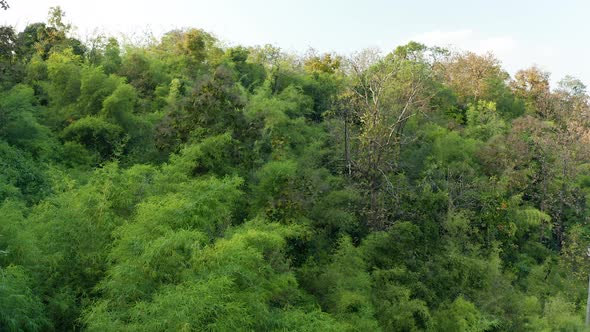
[156,64,246,151]
[118,49,158,98]
[0,142,50,204]
[46,48,82,109]
[312,236,380,330]
[0,266,49,331]
[47,6,72,36]
[225,46,267,91]
[464,100,506,141]
[0,26,16,60]
[15,8,82,61]
[441,51,507,104]
[101,38,122,74]
[61,116,125,161]
[439,51,526,121]
[346,42,441,229]
[250,44,288,94]
[511,66,552,118]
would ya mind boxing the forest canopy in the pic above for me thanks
[2,7,590,331]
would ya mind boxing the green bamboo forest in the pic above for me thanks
[3,6,590,331]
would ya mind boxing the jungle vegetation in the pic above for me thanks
[2,7,590,331]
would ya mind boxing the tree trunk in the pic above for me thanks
[344,110,351,176]
[368,138,380,230]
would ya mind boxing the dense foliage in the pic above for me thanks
[2,8,590,331]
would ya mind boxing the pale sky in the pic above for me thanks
[2,0,589,87]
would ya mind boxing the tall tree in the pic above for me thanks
[346,42,441,229]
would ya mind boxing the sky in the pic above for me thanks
[2,0,589,87]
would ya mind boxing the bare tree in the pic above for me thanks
[345,43,443,229]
